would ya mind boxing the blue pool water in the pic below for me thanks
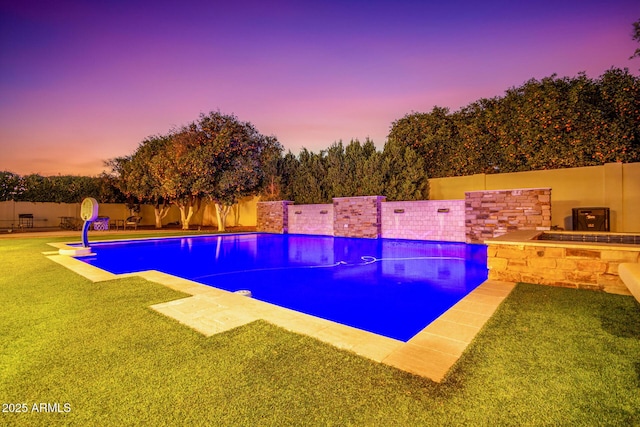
[79,233,488,342]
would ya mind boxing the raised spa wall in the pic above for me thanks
[485,230,638,296]
[257,188,551,242]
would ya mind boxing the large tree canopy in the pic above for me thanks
[0,171,22,201]
[111,111,282,230]
[389,68,640,178]
[108,134,173,227]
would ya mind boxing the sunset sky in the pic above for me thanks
[1,0,638,176]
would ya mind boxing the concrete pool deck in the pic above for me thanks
[45,243,514,382]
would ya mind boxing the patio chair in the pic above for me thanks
[124,216,142,230]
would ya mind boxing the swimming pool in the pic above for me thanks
[79,233,488,341]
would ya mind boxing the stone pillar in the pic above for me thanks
[256,201,293,233]
[333,196,386,238]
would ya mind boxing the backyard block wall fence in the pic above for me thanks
[0,197,258,231]
[257,188,552,244]
[430,162,640,233]
[3,163,638,233]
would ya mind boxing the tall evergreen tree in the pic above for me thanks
[381,142,429,201]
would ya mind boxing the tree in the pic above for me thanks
[492,71,640,170]
[107,135,173,228]
[493,74,590,171]
[258,136,286,201]
[304,139,384,201]
[188,112,283,231]
[630,19,640,61]
[325,141,347,198]
[3,172,123,203]
[455,98,504,175]
[277,151,300,202]
[381,141,429,201]
[289,148,329,204]
[324,140,381,198]
[114,111,281,231]
[150,128,206,230]
[93,172,128,203]
[16,174,54,202]
[387,107,459,178]
[342,138,384,197]
[596,67,640,163]
[387,69,640,176]
[352,139,384,196]
[0,171,22,201]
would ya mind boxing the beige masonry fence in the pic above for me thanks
[3,162,638,233]
[0,197,258,231]
[430,161,640,233]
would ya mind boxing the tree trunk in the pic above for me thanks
[177,196,201,230]
[232,203,240,226]
[214,203,232,232]
[153,203,171,229]
[179,205,194,230]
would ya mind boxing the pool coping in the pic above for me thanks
[45,238,515,382]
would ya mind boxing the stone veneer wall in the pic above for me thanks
[465,188,551,243]
[287,204,334,235]
[333,196,386,238]
[256,201,292,233]
[381,200,466,242]
[257,189,552,241]
[487,241,639,295]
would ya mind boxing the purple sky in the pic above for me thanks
[1,0,638,176]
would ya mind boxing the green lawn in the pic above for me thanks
[1,235,639,426]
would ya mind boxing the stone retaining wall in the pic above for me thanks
[487,239,639,295]
[465,188,551,243]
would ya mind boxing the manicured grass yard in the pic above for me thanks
[1,235,639,426]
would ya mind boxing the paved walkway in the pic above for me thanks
[46,243,515,382]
